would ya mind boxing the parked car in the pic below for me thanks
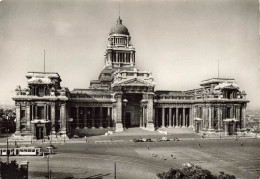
[48,144,57,149]
[133,138,141,142]
[73,135,79,139]
[79,134,86,138]
[146,138,152,142]
[158,137,169,142]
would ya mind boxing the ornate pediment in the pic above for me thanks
[112,77,155,87]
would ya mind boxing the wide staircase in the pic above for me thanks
[159,127,195,134]
[112,127,162,136]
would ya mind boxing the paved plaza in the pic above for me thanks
[1,131,260,179]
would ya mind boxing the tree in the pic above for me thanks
[0,160,24,179]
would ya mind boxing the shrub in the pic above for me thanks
[156,165,236,179]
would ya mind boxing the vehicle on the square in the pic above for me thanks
[157,137,169,142]
[0,147,43,156]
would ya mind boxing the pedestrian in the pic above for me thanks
[147,145,149,150]
[240,142,243,146]
[199,143,201,147]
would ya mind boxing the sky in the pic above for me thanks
[0,0,259,109]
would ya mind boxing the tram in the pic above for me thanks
[0,147,43,156]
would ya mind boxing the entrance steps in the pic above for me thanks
[159,127,195,134]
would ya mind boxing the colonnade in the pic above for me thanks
[154,107,192,128]
[111,51,135,64]
[73,107,112,129]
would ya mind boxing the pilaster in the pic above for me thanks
[115,93,123,132]
[145,93,155,131]
[51,104,56,132]
[60,104,67,134]
[15,105,21,135]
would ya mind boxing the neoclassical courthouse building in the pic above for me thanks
[13,17,249,139]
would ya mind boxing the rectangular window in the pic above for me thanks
[37,106,44,119]
[21,110,26,118]
[38,87,45,97]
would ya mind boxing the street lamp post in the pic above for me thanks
[114,162,116,179]
[47,155,50,179]
[7,137,9,164]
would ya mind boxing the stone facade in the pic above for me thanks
[12,17,249,139]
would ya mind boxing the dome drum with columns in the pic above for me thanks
[12,16,249,139]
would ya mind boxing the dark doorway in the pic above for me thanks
[36,127,43,140]
[124,94,142,127]
[196,122,200,133]
[125,112,131,128]
[228,123,234,135]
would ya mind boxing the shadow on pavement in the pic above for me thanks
[85,173,111,179]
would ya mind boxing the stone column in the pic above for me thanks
[217,107,221,130]
[224,122,228,136]
[115,93,123,132]
[220,106,223,130]
[107,107,111,128]
[60,104,66,134]
[140,107,143,127]
[92,107,95,128]
[99,107,103,128]
[51,105,56,132]
[44,105,47,119]
[32,104,34,120]
[242,105,246,129]
[189,107,192,127]
[153,108,155,127]
[84,107,87,129]
[169,108,172,128]
[237,106,241,129]
[203,106,208,129]
[176,108,179,127]
[15,105,21,134]
[192,106,196,127]
[26,105,31,130]
[182,108,185,127]
[162,107,165,128]
[116,52,118,63]
[208,107,212,130]
[143,106,146,127]
[47,105,49,121]
[146,93,155,131]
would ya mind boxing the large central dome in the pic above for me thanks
[109,17,129,35]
